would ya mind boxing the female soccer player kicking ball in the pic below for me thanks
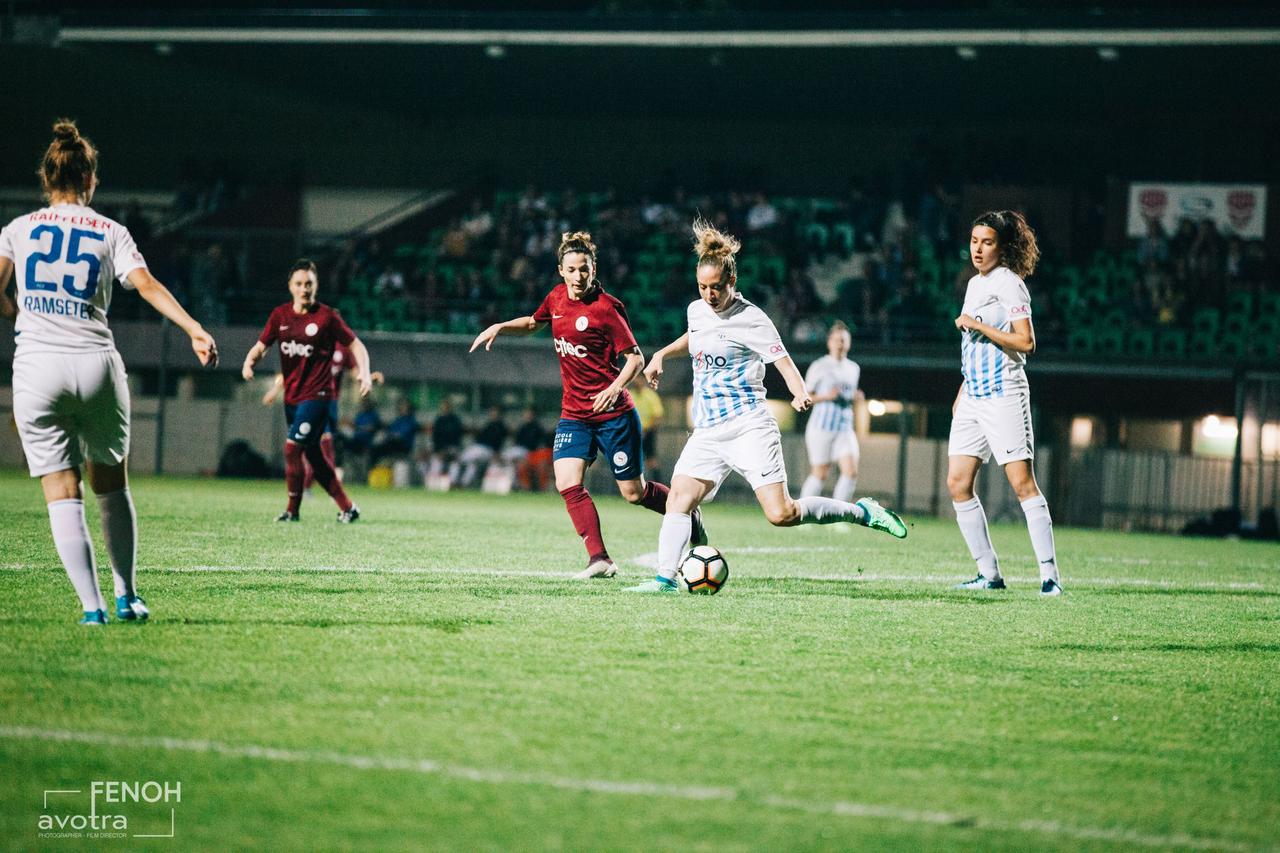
[801,320,864,503]
[948,210,1062,596]
[242,259,372,522]
[0,120,218,624]
[626,221,907,593]
[471,231,705,579]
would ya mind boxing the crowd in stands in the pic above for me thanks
[334,399,556,492]
[104,175,1278,363]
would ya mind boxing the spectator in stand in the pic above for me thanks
[453,406,509,488]
[461,198,494,239]
[346,397,382,461]
[372,400,421,464]
[426,399,464,481]
[508,408,553,491]
[746,193,780,233]
[1136,218,1169,268]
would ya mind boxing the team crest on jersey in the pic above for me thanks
[575,316,589,331]
[305,322,319,336]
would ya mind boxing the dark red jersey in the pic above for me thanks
[258,302,355,405]
[532,283,639,424]
[331,341,354,385]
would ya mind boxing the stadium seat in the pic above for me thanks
[635,251,658,271]
[1258,292,1280,320]
[1222,312,1250,337]
[804,223,830,252]
[1097,326,1124,356]
[832,223,856,255]
[1128,328,1155,358]
[1191,308,1220,336]
[1219,335,1247,360]
[1157,328,1187,358]
[1226,291,1253,315]
[764,257,786,284]
[1067,328,1095,354]
[1189,331,1217,359]
[738,256,762,282]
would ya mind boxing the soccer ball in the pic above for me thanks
[679,545,729,595]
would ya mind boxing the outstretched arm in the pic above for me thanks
[127,268,217,366]
[642,332,689,390]
[470,316,547,352]
[772,356,813,412]
[0,259,15,321]
[348,337,374,397]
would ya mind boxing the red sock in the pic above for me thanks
[284,442,306,514]
[638,480,670,515]
[305,442,353,512]
[559,484,608,562]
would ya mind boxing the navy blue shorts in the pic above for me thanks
[553,409,644,480]
[284,399,336,446]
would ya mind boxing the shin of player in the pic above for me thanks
[471,231,705,579]
[0,120,218,623]
[242,259,373,522]
[629,220,907,593]
[948,210,1061,596]
[801,321,862,503]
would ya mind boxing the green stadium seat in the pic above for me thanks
[1258,292,1280,319]
[1097,326,1124,356]
[1189,331,1217,359]
[1157,329,1187,358]
[1226,291,1252,315]
[645,232,669,253]
[1246,336,1276,362]
[804,223,830,252]
[764,257,786,284]
[1128,328,1155,358]
[738,256,762,282]
[634,251,658,271]
[1219,336,1247,360]
[1223,312,1249,337]
[1067,328,1095,354]
[832,223,855,255]
[1191,308,1220,336]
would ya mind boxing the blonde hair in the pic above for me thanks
[40,119,97,202]
[691,218,741,280]
[557,231,597,268]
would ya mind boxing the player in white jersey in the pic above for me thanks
[625,220,906,593]
[801,321,864,503]
[0,120,217,625]
[948,210,1061,596]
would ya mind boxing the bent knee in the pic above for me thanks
[764,503,799,527]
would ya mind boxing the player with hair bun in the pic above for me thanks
[626,220,907,593]
[0,119,218,624]
[242,259,373,523]
[948,210,1062,596]
[471,230,705,579]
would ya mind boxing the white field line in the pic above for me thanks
[0,725,1254,852]
[0,561,1271,593]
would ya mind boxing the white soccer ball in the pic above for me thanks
[679,545,729,595]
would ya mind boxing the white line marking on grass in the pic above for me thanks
[0,725,1252,851]
[0,561,1271,593]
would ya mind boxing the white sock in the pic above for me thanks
[833,475,857,503]
[800,475,823,498]
[953,497,1000,579]
[657,512,691,581]
[48,499,105,613]
[97,488,137,598]
[660,512,691,578]
[796,496,865,525]
[1020,494,1059,582]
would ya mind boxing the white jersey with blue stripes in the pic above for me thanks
[688,295,788,429]
[959,266,1031,400]
[804,355,860,432]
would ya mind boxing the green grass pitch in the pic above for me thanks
[0,470,1276,851]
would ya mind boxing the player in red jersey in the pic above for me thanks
[262,341,384,491]
[471,231,705,578]
[241,259,373,522]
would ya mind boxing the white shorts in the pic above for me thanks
[673,406,787,501]
[804,424,859,467]
[12,349,131,477]
[948,391,1033,465]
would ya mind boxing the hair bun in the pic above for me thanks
[52,120,80,146]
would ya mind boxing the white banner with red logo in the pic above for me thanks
[1127,183,1267,239]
